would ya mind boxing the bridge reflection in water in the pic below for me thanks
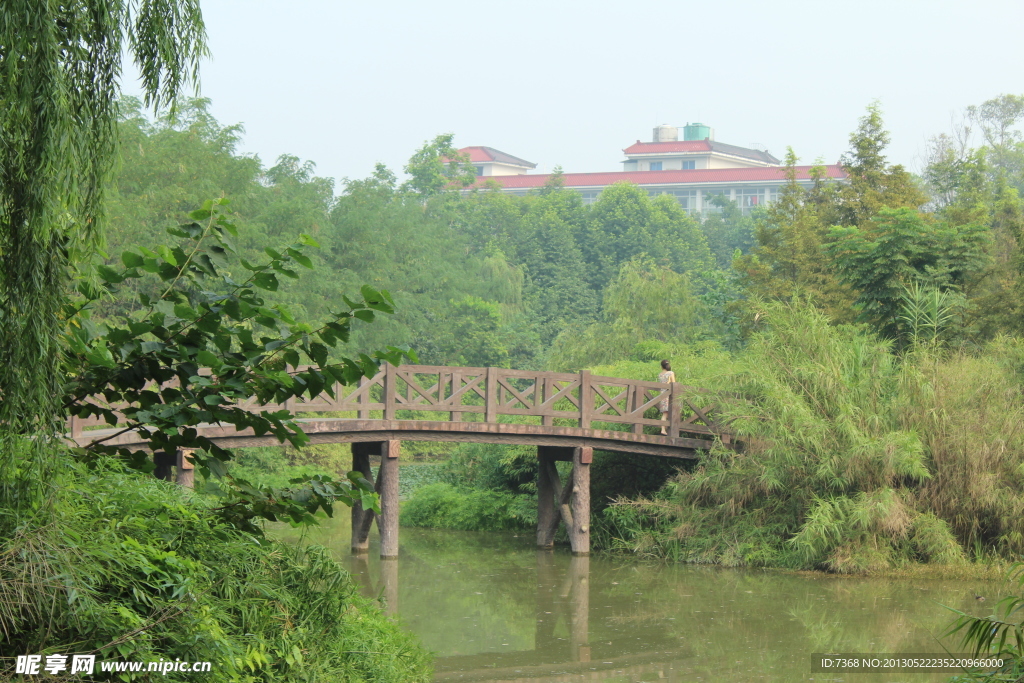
[345,549,687,682]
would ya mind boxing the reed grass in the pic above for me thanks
[605,301,1024,573]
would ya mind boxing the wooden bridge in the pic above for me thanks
[68,364,734,557]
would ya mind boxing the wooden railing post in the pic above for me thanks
[175,448,195,488]
[579,370,591,430]
[541,377,553,427]
[383,363,397,421]
[485,367,497,424]
[357,375,370,420]
[632,385,643,434]
[447,371,461,423]
[669,382,682,438]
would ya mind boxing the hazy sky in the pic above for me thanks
[127,0,1024,188]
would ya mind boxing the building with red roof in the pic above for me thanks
[458,122,845,214]
[460,146,537,177]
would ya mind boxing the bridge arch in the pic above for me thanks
[69,365,735,556]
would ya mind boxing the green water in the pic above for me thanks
[282,519,1002,682]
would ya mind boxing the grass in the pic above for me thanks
[0,457,432,682]
[603,301,1024,573]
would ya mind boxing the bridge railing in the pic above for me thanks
[68,364,725,441]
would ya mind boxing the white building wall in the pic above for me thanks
[482,162,531,176]
[706,155,768,169]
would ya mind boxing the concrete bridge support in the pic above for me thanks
[350,440,402,558]
[536,445,592,555]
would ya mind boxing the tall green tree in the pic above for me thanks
[837,102,928,226]
[584,182,713,288]
[825,207,990,341]
[402,133,476,197]
[968,94,1024,189]
[0,1,206,515]
[547,257,704,371]
[735,150,853,321]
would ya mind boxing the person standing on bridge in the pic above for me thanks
[657,360,675,435]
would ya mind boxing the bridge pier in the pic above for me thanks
[378,440,401,558]
[535,445,592,555]
[350,442,376,554]
[175,448,195,488]
[350,440,401,558]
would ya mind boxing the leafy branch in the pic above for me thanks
[63,198,415,533]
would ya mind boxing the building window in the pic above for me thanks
[474,166,484,176]
[579,190,600,205]
[646,189,699,213]
[682,160,696,170]
[649,162,663,171]
[670,189,698,212]
[702,189,732,214]
[737,187,765,213]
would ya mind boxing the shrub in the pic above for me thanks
[606,301,1000,572]
[401,483,535,531]
[0,459,431,682]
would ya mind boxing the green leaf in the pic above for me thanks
[96,265,124,284]
[206,458,228,478]
[197,350,221,367]
[298,233,320,248]
[174,303,197,320]
[309,342,329,367]
[254,272,279,291]
[157,245,178,266]
[272,263,299,279]
[121,251,145,268]
[286,247,313,269]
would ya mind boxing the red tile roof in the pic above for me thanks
[471,165,846,190]
[458,146,536,168]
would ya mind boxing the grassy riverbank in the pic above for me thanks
[0,458,432,682]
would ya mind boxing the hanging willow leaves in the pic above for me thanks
[0,1,206,518]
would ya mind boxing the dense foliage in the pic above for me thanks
[0,0,206,522]
[97,99,736,370]
[605,302,1024,571]
[1,460,431,682]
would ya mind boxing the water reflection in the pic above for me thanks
[282,522,999,682]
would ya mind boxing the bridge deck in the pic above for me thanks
[74,418,710,458]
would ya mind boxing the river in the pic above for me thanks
[279,517,1003,683]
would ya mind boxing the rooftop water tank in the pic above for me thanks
[683,123,713,141]
[653,125,678,143]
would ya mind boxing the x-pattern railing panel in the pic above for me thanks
[66,364,732,443]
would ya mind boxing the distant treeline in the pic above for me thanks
[100,97,762,369]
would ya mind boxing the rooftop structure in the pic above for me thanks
[460,146,536,176]
[457,122,842,213]
[475,165,845,213]
[623,123,780,171]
